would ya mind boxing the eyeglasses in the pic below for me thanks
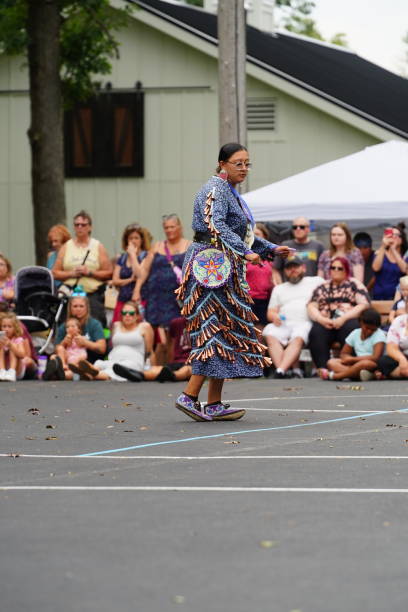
[121,310,136,316]
[292,225,308,230]
[330,266,344,271]
[74,222,89,227]
[226,161,252,169]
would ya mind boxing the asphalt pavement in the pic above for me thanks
[1,377,408,612]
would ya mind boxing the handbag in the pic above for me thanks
[104,284,119,309]
[191,247,231,288]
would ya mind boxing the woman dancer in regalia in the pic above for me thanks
[175,143,291,421]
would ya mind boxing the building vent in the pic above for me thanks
[247,98,276,130]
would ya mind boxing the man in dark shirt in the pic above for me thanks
[274,217,324,280]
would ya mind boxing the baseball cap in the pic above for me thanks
[283,256,303,268]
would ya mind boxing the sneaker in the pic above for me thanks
[175,393,213,421]
[0,368,6,381]
[292,368,304,379]
[360,369,374,382]
[204,402,246,421]
[4,368,16,382]
[273,369,286,379]
[113,363,144,382]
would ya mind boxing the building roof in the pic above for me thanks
[132,0,408,139]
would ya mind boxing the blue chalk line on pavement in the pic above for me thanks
[78,408,408,457]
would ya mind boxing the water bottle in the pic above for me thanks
[37,355,47,379]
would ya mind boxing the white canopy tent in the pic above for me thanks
[244,141,408,221]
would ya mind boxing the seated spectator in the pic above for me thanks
[246,223,279,329]
[0,254,15,308]
[377,302,408,379]
[46,225,71,285]
[389,275,408,323]
[318,223,364,282]
[111,224,151,324]
[0,312,29,382]
[52,210,112,325]
[43,295,106,380]
[68,301,153,381]
[318,308,385,381]
[52,317,89,380]
[274,216,324,280]
[112,315,192,382]
[372,225,408,300]
[307,257,370,370]
[262,257,323,378]
[353,232,375,295]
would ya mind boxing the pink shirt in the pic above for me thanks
[246,261,274,300]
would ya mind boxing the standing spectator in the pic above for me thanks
[308,257,370,370]
[52,210,112,325]
[111,223,151,323]
[46,225,71,278]
[353,232,375,295]
[246,223,280,328]
[0,254,15,307]
[263,258,323,378]
[318,223,364,282]
[275,216,324,280]
[372,225,408,300]
[134,214,191,363]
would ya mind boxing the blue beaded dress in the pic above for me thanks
[176,175,277,379]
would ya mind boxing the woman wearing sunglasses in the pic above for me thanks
[174,142,291,422]
[307,256,370,374]
[69,301,153,381]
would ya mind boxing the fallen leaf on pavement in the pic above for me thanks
[224,440,240,444]
[45,436,58,440]
[115,418,126,423]
[46,425,56,429]
[259,540,279,548]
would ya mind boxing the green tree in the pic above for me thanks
[0,0,133,265]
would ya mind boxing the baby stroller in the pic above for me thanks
[15,266,66,354]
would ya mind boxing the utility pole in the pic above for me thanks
[217,0,247,147]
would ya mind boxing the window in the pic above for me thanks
[64,89,144,178]
[247,97,276,131]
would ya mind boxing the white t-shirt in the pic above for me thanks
[268,276,324,324]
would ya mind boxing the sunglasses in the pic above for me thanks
[121,310,136,316]
[292,225,308,230]
[330,266,344,271]
[74,222,89,227]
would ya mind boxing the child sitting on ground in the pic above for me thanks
[318,308,386,382]
[56,317,88,380]
[0,312,29,381]
[389,275,408,323]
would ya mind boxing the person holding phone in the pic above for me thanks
[372,224,408,300]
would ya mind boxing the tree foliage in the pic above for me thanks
[0,0,134,106]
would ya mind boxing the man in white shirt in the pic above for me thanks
[263,257,323,378]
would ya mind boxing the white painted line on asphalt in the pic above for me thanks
[229,394,408,403]
[2,485,408,493]
[245,408,376,413]
[2,454,408,460]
